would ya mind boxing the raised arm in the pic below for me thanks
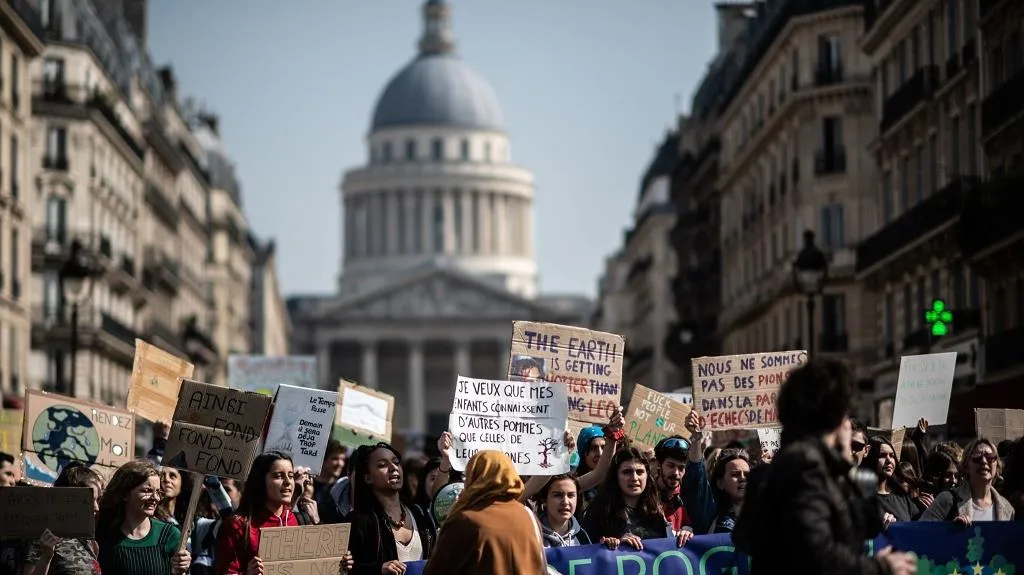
[580,405,624,491]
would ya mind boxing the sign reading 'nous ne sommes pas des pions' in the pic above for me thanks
[691,350,807,431]
[449,376,569,475]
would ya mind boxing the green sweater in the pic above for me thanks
[98,519,181,575]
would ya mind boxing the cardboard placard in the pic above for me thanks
[449,376,570,475]
[891,353,957,428]
[867,426,907,459]
[21,390,135,484]
[756,427,782,457]
[264,384,339,471]
[335,381,393,444]
[259,523,351,575]
[624,384,692,449]
[163,379,272,480]
[228,355,318,396]
[128,339,195,423]
[0,409,23,454]
[691,350,808,431]
[509,321,624,424]
[975,409,1024,446]
[0,486,95,538]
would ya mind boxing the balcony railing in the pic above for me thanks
[100,312,138,346]
[814,64,844,87]
[148,318,181,349]
[145,182,180,228]
[42,155,69,171]
[960,177,1024,258]
[981,69,1024,137]
[881,66,939,134]
[87,94,145,160]
[857,176,979,273]
[814,147,847,175]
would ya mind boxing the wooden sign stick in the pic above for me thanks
[176,472,205,553]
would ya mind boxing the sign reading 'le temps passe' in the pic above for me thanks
[450,376,569,475]
[263,384,338,472]
[508,321,624,424]
[691,350,808,431]
[164,380,272,481]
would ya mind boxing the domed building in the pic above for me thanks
[288,0,589,445]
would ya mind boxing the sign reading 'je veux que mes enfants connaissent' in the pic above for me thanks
[691,350,807,431]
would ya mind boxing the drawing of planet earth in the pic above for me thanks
[432,481,464,525]
[30,405,99,473]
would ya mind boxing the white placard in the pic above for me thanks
[891,352,958,428]
[338,388,390,437]
[756,427,782,457]
[264,384,338,471]
[449,375,569,476]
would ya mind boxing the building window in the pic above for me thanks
[46,126,67,168]
[791,48,799,90]
[820,204,844,248]
[382,141,393,163]
[43,271,60,320]
[460,139,469,161]
[779,64,786,100]
[965,105,977,175]
[405,139,417,161]
[817,34,842,82]
[10,135,17,199]
[950,115,961,176]
[46,195,66,243]
[929,134,938,192]
[432,193,444,253]
[10,54,18,111]
[946,0,958,59]
[916,276,926,329]
[898,39,908,83]
[953,266,966,308]
[912,27,921,70]
[931,269,941,300]
[823,294,847,336]
[43,57,64,95]
[431,138,443,161]
[915,145,924,204]
[10,229,18,300]
[903,283,914,336]
[900,156,910,212]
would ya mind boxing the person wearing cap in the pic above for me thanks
[653,411,716,534]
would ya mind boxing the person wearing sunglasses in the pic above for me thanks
[652,411,716,535]
[920,438,1015,524]
[849,420,868,466]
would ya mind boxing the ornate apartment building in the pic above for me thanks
[0,1,44,404]
[716,0,877,391]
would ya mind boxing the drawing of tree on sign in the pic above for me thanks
[537,437,560,468]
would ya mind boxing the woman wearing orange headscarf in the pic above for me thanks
[422,451,546,575]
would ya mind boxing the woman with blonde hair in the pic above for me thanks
[921,438,1015,523]
[422,451,546,575]
[96,460,190,575]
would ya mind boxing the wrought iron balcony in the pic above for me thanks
[857,176,979,273]
[143,246,181,295]
[814,64,844,87]
[981,69,1024,138]
[42,155,69,171]
[814,147,847,175]
[880,66,939,134]
[100,312,137,347]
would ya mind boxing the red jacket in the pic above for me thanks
[662,484,692,531]
[215,508,298,574]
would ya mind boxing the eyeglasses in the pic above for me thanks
[662,438,690,451]
[851,441,867,452]
[971,454,997,465]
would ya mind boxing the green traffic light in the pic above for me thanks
[925,299,953,337]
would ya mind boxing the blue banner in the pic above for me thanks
[404,522,1024,574]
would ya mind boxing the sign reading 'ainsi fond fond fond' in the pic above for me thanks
[449,376,569,475]
[163,379,272,481]
[508,321,624,424]
[691,350,808,431]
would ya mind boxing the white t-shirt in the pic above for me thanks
[971,501,994,522]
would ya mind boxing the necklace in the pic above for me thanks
[383,506,407,530]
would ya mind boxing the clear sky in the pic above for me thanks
[147,0,717,299]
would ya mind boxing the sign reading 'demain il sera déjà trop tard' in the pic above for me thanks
[449,376,569,475]
[691,350,807,431]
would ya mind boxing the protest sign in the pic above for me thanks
[449,376,569,475]
[0,409,22,454]
[975,408,1024,445]
[624,384,692,448]
[867,426,907,458]
[692,350,807,431]
[21,390,134,484]
[0,486,95,538]
[334,380,393,446]
[163,379,272,480]
[264,385,338,471]
[891,352,957,428]
[259,523,351,575]
[756,427,782,457]
[128,339,195,423]
[509,321,623,424]
[228,355,318,395]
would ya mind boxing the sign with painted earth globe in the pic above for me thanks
[432,481,464,525]
[31,405,100,472]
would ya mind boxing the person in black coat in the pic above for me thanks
[732,359,917,575]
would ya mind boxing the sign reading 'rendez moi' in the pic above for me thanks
[449,376,569,475]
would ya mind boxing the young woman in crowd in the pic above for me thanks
[323,449,364,524]
[535,473,592,548]
[411,432,461,527]
[581,447,692,550]
[95,460,190,575]
[156,466,183,525]
[423,451,546,574]
[862,436,921,526]
[919,449,960,501]
[921,438,1015,523]
[348,443,435,575]
[708,449,750,534]
[24,463,104,575]
[190,476,239,575]
[215,452,350,575]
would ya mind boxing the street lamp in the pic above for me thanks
[62,240,93,398]
[792,230,828,356]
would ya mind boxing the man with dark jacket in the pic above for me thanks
[732,359,917,575]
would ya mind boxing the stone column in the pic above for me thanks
[454,339,471,378]
[408,339,426,434]
[386,190,399,256]
[493,193,508,255]
[479,191,493,254]
[523,197,533,257]
[361,339,378,389]
[443,189,456,254]
[316,338,332,388]
[462,190,475,254]
[403,191,417,253]
[420,190,433,254]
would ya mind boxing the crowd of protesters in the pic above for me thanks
[2,358,1024,574]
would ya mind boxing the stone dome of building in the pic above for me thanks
[369,0,505,133]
